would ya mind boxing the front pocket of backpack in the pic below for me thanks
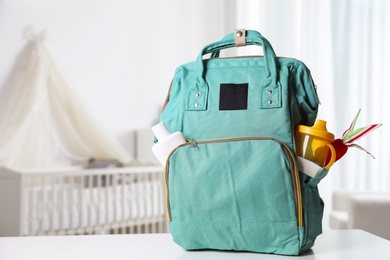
[165,137,303,255]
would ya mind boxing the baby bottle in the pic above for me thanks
[295,120,336,170]
[151,122,186,167]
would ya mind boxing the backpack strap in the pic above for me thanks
[187,29,279,111]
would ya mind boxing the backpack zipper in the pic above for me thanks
[164,136,303,227]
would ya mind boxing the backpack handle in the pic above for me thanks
[187,29,279,111]
[210,29,265,58]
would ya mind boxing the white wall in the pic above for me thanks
[0,0,234,142]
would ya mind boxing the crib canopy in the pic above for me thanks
[0,26,133,169]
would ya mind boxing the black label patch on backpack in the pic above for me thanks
[219,83,248,110]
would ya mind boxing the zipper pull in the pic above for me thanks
[314,84,321,105]
[190,139,198,148]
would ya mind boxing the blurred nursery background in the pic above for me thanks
[0,0,389,239]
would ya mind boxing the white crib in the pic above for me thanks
[0,166,168,236]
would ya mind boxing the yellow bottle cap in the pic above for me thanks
[296,120,335,141]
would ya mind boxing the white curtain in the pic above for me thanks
[0,27,133,170]
[330,0,390,192]
[234,0,390,192]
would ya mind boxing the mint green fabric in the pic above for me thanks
[160,30,323,255]
[161,30,318,151]
[299,170,327,252]
[167,139,302,255]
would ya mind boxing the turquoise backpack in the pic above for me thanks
[158,29,327,255]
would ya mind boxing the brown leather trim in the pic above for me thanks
[161,79,174,114]
[235,29,246,47]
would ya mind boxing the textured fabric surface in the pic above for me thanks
[167,139,300,255]
[160,30,323,255]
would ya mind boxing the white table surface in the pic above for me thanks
[0,230,389,260]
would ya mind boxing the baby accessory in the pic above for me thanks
[153,29,326,255]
